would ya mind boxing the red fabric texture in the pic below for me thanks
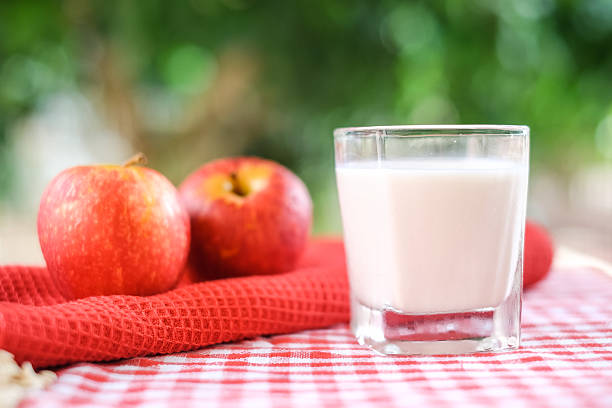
[0,240,349,368]
[524,221,555,288]
[20,263,612,408]
[0,222,553,368]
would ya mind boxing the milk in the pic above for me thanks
[336,159,528,314]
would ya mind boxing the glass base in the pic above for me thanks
[351,298,520,355]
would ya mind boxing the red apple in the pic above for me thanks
[38,154,190,298]
[179,157,312,279]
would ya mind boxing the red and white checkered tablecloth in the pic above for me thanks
[20,266,612,408]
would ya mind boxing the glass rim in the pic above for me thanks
[334,124,529,138]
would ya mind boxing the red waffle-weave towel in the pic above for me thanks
[20,265,612,408]
[0,222,553,369]
[0,240,349,368]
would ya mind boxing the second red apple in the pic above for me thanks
[179,157,312,279]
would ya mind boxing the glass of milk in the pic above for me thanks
[334,125,529,355]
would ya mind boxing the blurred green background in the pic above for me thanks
[1,0,611,263]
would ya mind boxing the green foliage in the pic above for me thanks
[1,0,611,221]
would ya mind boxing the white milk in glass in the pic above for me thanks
[336,159,528,315]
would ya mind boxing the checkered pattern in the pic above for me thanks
[19,267,612,408]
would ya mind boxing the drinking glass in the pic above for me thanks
[334,125,529,355]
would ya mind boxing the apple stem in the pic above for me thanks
[230,172,247,196]
[123,153,148,167]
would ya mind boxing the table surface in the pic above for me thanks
[19,266,612,408]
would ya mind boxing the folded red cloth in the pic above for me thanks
[524,222,555,288]
[0,223,553,368]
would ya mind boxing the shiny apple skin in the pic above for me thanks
[179,157,312,279]
[38,165,190,298]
